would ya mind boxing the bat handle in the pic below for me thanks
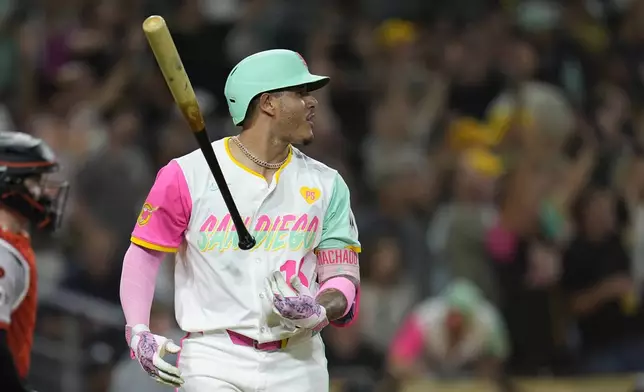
[238,232,256,250]
[192,130,256,251]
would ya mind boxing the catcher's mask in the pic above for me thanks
[0,131,69,232]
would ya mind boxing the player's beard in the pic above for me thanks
[288,135,314,147]
[301,115,315,146]
[288,122,314,146]
[277,108,315,147]
[301,133,314,146]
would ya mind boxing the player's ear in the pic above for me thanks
[258,92,278,118]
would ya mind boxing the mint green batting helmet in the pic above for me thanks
[224,49,330,126]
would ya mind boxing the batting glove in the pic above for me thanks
[127,324,184,388]
[266,271,329,332]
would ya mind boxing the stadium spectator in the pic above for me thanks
[562,185,644,374]
[7,0,644,390]
[359,233,418,354]
[387,279,509,381]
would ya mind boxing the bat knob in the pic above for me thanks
[238,234,256,251]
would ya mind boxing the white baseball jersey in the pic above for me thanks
[0,242,29,325]
[131,137,360,342]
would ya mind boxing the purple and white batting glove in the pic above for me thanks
[127,324,184,387]
[266,271,329,332]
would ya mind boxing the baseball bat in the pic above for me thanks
[142,15,256,250]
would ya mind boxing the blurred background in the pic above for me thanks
[4,0,644,391]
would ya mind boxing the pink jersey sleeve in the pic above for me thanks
[389,313,426,363]
[131,160,192,252]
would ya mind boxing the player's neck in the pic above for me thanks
[234,129,290,174]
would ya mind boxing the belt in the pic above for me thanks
[226,330,289,352]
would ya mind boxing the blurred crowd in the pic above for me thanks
[4,0,644,391]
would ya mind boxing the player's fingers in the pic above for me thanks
[269,272,286,296]
[270,271,284,291]
[266,285,286,314]
[158,370,184,386]
[276,271,299,296]
[153,373,183,387]
[151,375,174,387]
[290,275,304,293]
[266,276,279,298]
[153,354,182,377]
[265,280,286,314]
[272,270,284,282]
[156,363,181,379]
[164,340,181,354]
[157,362,184,379]
[268,273,279,289]
[276,270,293,288]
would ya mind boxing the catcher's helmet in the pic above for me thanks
[224,49,330,126]
[0,131,69,231]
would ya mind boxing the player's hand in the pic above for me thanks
[128,324,184,387]
[266,271,329,332]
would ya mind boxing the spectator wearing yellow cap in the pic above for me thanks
[427,148,504,303]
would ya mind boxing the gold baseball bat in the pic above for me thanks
[142,15,205,132]
[141,15,256,250]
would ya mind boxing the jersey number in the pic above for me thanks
[279,259,309,288]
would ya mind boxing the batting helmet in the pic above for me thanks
[0,131,69,231]
[224,49,330,126]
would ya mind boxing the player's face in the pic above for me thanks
[24,176,43,199]
[274,86,318,146]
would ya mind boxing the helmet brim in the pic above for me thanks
[232,74,331,126]
[303,74,330,92]
[276,73,329,93]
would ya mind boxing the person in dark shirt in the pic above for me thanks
[562,186,644,374]
[488,233,563,375]
[324,322,384,392]
[486,167,567,376]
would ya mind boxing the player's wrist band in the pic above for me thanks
[316,276,356,317]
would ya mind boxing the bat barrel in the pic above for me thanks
[142,14,255,251]
[142,15,205,132]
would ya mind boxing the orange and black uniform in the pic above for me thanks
[0,131,68,392]
[0,229,37,391]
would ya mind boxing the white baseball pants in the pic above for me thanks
[177,330,329,392]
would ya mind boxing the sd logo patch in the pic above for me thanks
[137,203,158,226]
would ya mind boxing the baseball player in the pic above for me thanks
[120,49,361,391]
[0,131,69,392]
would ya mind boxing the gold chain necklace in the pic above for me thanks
[230,136,289,170]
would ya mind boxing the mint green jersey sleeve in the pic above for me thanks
[317,173,361,252]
